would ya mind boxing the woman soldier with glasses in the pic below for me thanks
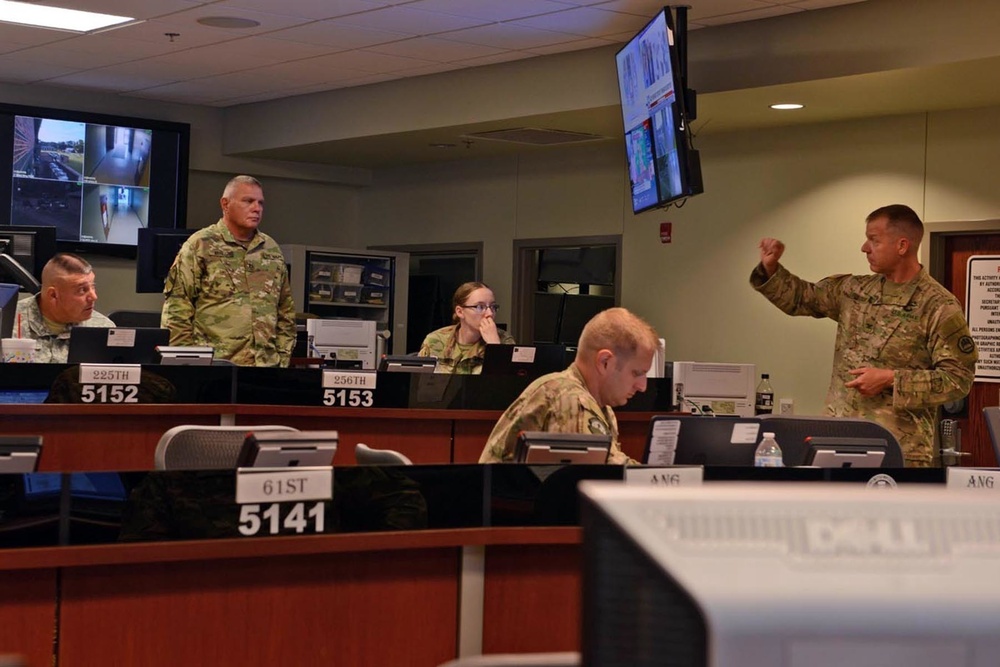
[418,281,515,374]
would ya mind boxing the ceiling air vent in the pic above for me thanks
[462,127,606,146]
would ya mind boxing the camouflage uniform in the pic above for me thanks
[14,294,115,363]
[479,364,635,464]
[751,263,978,466]
[162,219,295,367]
[418,324,515,374]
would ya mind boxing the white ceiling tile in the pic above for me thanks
[451,51,537,68]
[0,45,133,70]
[46,33,186,58]
[213,0,391,20]
[787,0,866,8]
[110,18,245,47]
[0,54,80,82]
[437,22,584,50]
[364,36,508,62]
[154,4,315,33]
[673,0,785,22]
[266,21,410,49]
[317,49,436,74]
[43,68,178,91]
[327,6,488,36]
[403,0,573,22]
[240,37,335,61]
[524,36,619,55]
[130,79,249,103]
[151,40,291,71]
[0,23,74,48]
[510,7,653,38]
[695,5,802,26]
[590,0,678,17]
[55,0,205,21]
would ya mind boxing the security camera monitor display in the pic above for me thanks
[0,103,189,259]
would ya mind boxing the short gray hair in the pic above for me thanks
[223,175,263,198]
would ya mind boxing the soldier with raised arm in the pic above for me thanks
[750,204,978,466]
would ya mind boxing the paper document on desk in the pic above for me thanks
[647,419,679,466]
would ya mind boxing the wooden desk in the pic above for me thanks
[0,404,657,471]
[0,527,583,667]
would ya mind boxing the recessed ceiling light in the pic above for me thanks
[197,16,261,29]
[770,103,805,110]
[428,143,456,149]
[0,0,135,32]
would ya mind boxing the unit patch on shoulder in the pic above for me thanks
[957,336,976,355]
[588,417,608,435]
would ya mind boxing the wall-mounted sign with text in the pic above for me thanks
[966,255,1000,382]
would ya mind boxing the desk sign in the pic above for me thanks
[321,370,376,407]
[79,364,141,403]
[946,467,1000,491]
[236,467,333,537]
[625,466,704,487]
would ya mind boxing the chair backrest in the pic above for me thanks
[983,407,1000,466]
[107,310,163,328]
[355,442,413,465]
[759,415,905,467]
[154,425,298,470]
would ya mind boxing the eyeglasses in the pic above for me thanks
[461,303,500,314]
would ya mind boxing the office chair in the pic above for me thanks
[437,654,579,667]
[154,425,298,470]
[983,407,1000,466]
[759,415,904,467]
[354,442,413,465]
[106,310,163,328]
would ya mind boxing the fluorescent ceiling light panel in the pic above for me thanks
[0,0,135,32]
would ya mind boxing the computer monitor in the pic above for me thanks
[557,294,615,346]
[0,224,58,281]
[580,482,1000,667]
[236,430,338,468]
[67,326,170,364]
[135,227,195,293]
[514,431,612,464]
[0,282,18,338]
[803,436,888,468]
[378,355,437,373]
[0,435,43,472]
[481,343,568,378]
[643,414,761,466]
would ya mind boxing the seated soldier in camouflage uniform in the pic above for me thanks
[14,253,115,363]
[480,307,659,464]
[161,175,295,367]
[418,281,515,374]
[751,204,978,467]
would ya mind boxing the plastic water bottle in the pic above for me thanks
[754,432,783,467]
[755,373,774,415]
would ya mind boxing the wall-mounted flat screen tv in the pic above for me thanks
[615,7,702,213]
[0,103,189,259]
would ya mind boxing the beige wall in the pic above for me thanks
[359,107,1000,416]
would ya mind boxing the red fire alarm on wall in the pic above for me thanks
[660,222,672,243]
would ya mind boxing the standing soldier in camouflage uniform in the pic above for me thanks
[14,253,115,363]
[162,175,295,367]
[750,204,977,467]
[480,307,659,464]
[418,281,515,374]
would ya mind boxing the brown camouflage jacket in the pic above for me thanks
[161,220,295,367]
[479,364,634,464]
[418,324,514,374]
[751,263,978,466]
